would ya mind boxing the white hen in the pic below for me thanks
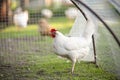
[14,8,28,29]
[50,4,97,73]
[41,9,53,19]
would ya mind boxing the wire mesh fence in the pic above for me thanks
[0,0,120,80]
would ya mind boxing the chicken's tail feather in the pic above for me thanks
[80,5,98,40]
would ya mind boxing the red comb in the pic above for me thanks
[50,29,57,32]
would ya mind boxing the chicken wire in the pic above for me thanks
[0,1,55,79]
[71,0,120,79]
[0,0,120,79]
[96,23,120,78]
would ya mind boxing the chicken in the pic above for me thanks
[65,7,78,20]
[13,7,28,30]
[41,9,53,19]
[38,18,52,39]
[50,5,97,73]
[50,28,91,73]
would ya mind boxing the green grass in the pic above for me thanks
[17,53,116,80]
[0,17,119,80]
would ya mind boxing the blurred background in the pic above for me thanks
[0,0,120,28]
[0,0,76,28]
[0,0,120,80]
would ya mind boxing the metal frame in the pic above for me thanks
[71,0,120,47]
[71,0,120,67]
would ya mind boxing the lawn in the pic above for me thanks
[0,17,119,80]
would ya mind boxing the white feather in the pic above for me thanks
[14,10,28,28]
[53,31,90,59]
[41,9,53,18]
[68,4,98,61]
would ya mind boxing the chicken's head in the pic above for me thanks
[50,28,57,38]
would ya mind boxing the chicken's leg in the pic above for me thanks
[71,60,76,74]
